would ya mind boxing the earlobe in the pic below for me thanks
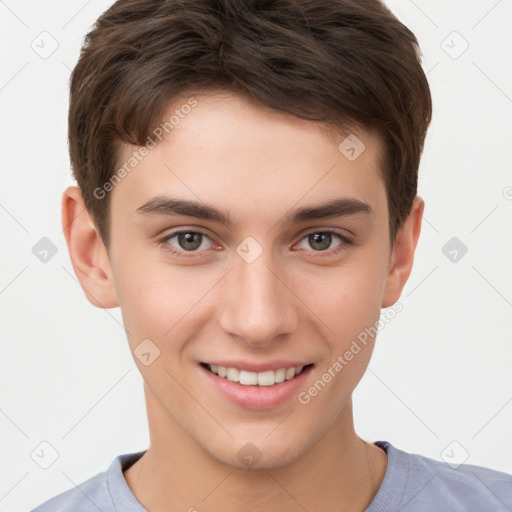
[62,186,119,309]
[381,196,424,309]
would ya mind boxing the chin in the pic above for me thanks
[203,433,311,470]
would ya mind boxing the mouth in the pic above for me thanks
[200,362,314,387]
[199,361,315,409]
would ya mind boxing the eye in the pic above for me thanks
[161,230,215,255]
[295,229,351,253]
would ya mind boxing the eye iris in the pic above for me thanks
[178,232,202,251]
[309,232,332,251]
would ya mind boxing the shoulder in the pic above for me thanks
[30,452,145,512]
[370,441,512,512]
[30,471,109,512]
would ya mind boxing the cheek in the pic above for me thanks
[111,254,217,350]
[296,256,387,341]
[294,251,387,397]
[295,268,382,420]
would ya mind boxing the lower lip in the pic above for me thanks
[200,364,313,410]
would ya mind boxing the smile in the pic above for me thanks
[202,363,312,386]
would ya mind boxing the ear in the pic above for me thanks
[62,186,119,309]
[381,196,424,308]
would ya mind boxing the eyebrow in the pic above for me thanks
[136,195,374,226]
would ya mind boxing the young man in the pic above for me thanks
[33,0,512,510]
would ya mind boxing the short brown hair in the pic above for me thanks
[68,0,432,246]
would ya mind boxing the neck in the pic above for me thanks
[124,385,387,512]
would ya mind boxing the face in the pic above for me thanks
[105,90,397,468]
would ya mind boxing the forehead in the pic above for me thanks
[112,91,387,223]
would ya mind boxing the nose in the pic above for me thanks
[217,246,298,347]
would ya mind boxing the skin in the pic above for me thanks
[63,90,423,511]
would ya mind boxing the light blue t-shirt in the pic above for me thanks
[31,441,512,511]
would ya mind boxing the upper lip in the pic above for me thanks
[201,360,313,372]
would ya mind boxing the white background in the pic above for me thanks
[1,1,511,510]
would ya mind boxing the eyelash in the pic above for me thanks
[295,229,353,259]
[159,228,353,259]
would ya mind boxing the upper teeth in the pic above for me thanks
[208,365,304,386]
